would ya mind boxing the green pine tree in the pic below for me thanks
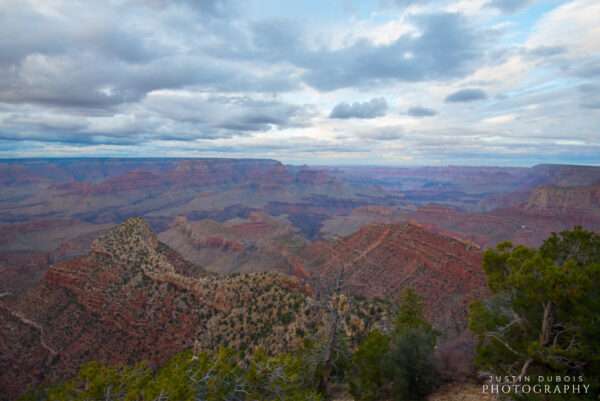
[469,227,600,400]
[349,289,439,401]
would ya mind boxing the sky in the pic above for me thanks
[0,0,599,166]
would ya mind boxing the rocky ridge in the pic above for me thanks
[0,218,389,400]
[303,223,486,339]
[301,222,489,377]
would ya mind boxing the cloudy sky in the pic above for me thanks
[0,0,599,165]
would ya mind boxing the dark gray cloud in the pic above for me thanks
[579,83,599,94]
[0,93,314,147]
[330,98,388,119]
[445,88,488,103]
[0,2,485,111]
[0,1,298,110]
[298,12,484,90]
[487,0,535,13]
[553,58,600,82]
[0,4,168,67]
[407,106,437,117]
[211,11,484,91]
[0,52,299,109]
[344,125,405,142]
[145,95,314,133]
[250,19,305,60]
[0,110,156,145]
[178,0,236,18]
[0,125,145,146]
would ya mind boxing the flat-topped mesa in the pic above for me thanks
[524,184,600,214]
[527,164,600,187]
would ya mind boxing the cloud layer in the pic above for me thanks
[0,0,598,165]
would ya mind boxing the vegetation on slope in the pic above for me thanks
[18,291,440,401]
[16,227,600,401]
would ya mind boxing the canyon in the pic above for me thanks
[2,158,600,399]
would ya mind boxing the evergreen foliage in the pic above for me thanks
[19,346,322,401]
[348,330,390,401]
[349,289,439,401]
[469,227,600,400]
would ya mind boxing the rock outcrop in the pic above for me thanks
[158,213,309,276]
[524,184,600,215]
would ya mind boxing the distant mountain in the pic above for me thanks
[3,158,599,296]
[326,163,600,210]
[524,164,600,188]
[394,204,600,248]
[0,159,350,225]
[1,158,286,185]
[0,158,358,293]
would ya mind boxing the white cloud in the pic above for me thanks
[527,0,600,56]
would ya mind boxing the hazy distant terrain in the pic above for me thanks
[2,158,600,295]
